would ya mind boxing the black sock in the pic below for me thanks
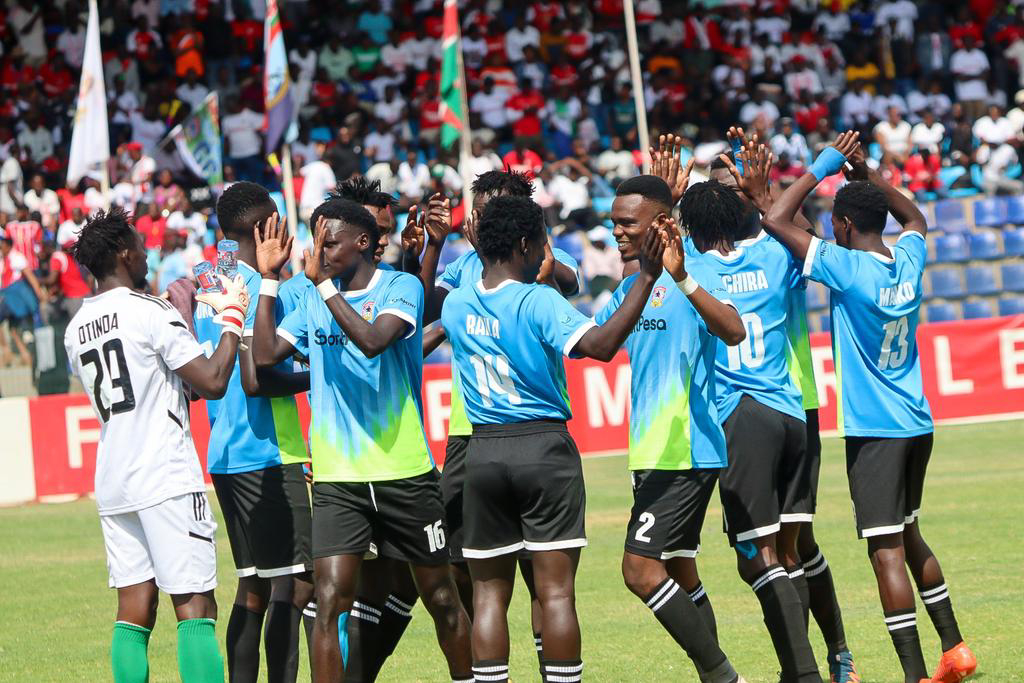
[541,659,583,683]
[345,600,382,682]
[803,547,848,654]
[919,582,963,652]
[645,578,733,680]
[302,601,316,667]
[264,600,301,683]
[884,609,928,682]
[472,660,509,682]
[533,632,544,669]
[367,593,416,679]
[226,604,263,683]
[788,565,811,629]
[688,583,719,642]
[748,565,820,682]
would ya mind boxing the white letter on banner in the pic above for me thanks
[584,364,631,428]
[999,329,1024,389]
[66,405,100,469]
[811,345,835,408]
[933,336,974,395]
[424,378,453,442]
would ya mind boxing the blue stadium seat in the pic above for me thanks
[937,166,966,190]
[1006,196,1024,224]
[1002,263,1024,292]
[818,313,831,332]
[926,302,959,322]
[805,281,827,311]
[998,296,1024,316]
[963,299,995,319]
[933,199,969,233]
[1003,226,1024,257]
[968,231,1002,260]
[966,265,999,296]
[592,196,614,214]
[973,198,1008,228]
[932,234,969,263]
[928,269,966,299]
[553,233,585,263]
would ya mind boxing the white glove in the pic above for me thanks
[196,274,250,338]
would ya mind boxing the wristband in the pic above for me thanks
[730,136,744,174]
[317,279,339,301]
[676,274,700,296]
[214,306,245,338]
[809,146,847,182]
[259,278,279,298]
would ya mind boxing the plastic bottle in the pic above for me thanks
[193,261,221,292]
[217,239,239,279]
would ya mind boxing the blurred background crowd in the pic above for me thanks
[2,0,1024,392]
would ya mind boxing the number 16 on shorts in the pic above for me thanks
[424,519,446,553]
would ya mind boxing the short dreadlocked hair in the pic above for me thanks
[330,176,396,209]
[477,196,545,263]
[69,207,138,279]
[678,179,745,253]
[216,181,276,237]
[615,174,674,209]
[833,180,888,234]
[471,168,534,199]
[311,197,378,243]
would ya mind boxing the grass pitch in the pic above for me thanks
[1,420,1021,682]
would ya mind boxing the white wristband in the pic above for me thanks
[676,274,700,296]
[259,278,279,298]
[317,279,339,301]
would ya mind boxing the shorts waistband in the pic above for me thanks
[471,419,568,437]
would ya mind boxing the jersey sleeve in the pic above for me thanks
[436,252,466,291]
[243,273,262,336]
[803,236,861,293]
[379,273,423,340]
[149,304,205,371]
[278,291,310,357]
[528,285,597,358]
[894,231,927,274]
[689,260,734,308]
[552,246,583,294]
[593,276,630,326]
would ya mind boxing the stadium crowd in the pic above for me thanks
[2,0,1024,381]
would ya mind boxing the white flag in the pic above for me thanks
[66,0,109,189]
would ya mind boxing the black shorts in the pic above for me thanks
[805,408,822,511]
[312,469,449,565]
[719,396,813,545]
[211,463,312,578]
[624,468,718,560]
[846,433,932,539]
[439,435,469,562]
[462,420,586,559]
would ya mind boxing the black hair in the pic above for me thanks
[330,176,396,209]
[833,180,888,233]
[477,196,545,263]
[470,168,533,199]
[311,197,379,242]
[216,181,275,237]
[615,174,674,210]
[678,179,746,252]
[69,207,138,280]
[709,152,733,172]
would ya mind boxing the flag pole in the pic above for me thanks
[451,1,473,213]
[623,0,651,173]
[281,143,300,274]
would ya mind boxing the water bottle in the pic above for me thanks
[193,261,221,292]
[217,239,239,279]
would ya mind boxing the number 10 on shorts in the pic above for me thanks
[424,520,446,552]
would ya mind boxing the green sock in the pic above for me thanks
[176,618,224,683]
[111,621,151,683]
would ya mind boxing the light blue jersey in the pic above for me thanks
[692,232,806,424]
[278,268,434,482]
[437,248,581,295]
[594,262,729,471]
[804,232,933,437]
[195,261,306,474]
[441,279,596,425]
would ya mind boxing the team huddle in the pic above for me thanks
[65,129,978,683]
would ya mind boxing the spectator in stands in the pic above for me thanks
[875,106,913,164]
[951,34,991,122]
[507,14,541,64]
[770,118,811,166]
[548,159,597,233]
[582,226,622,298]
[0,144,23,220]
[738,88,780,128]
[221,97,264,183]
[911,109,946,153]
[916,15,952,76]
[904,146,944,200]
[39,239,91,320]
[503,140,543,176]
[470,77,510,141]
[397,150,431,203]
[299,143,337,224]
[17,111,54,168]
[23,175,59,232]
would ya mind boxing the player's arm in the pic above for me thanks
[422,325,446,358]
[763,131,861,261]
[238,340,310,397]
[172,275,247,399]
[550,253,580,296]
[650,133,696,206]
[403,194,451,324]
[844,141,927,237]
[252,216,307,367]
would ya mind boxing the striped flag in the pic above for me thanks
[439,0,467,149]
[263,0,297,154]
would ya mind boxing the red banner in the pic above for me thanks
[17,315,1024,503]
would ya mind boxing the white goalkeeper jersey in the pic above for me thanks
[65,287,207,516]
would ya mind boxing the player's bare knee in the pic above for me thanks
[621,552,664,598]
[291,573,315,610]
[315,579,354,620]
[237,575,270,612]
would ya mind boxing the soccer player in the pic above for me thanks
[596,176,747,683]
[713,131,859,683]
[763,134,976,683]
[441,194,662,683]
[251,198,472,683]
[193,181,314,683]
[64,208,247,683]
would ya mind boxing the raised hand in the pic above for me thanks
[719,137,774,212]
[424,193,452,247]
[463,208,480,250]
[536,240,556,287]
[303,216,330,285]
[659,216,687,282]
[639,222,666,279]
[650,133,696,205]
[831,130,861,158]
[809,130,859,182]
[400,206,425,256]
[254,213,293,278]
[842,140,870,181]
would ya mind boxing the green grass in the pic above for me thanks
[1,421,1021,682]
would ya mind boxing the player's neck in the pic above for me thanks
[850,232,892,258]
[481,262,523,288]
[96,273,133,294]
[339,258,376,292]
[235,239,257,270]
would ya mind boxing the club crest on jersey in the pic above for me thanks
[650,286,667,308]
[361,300,375,321]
